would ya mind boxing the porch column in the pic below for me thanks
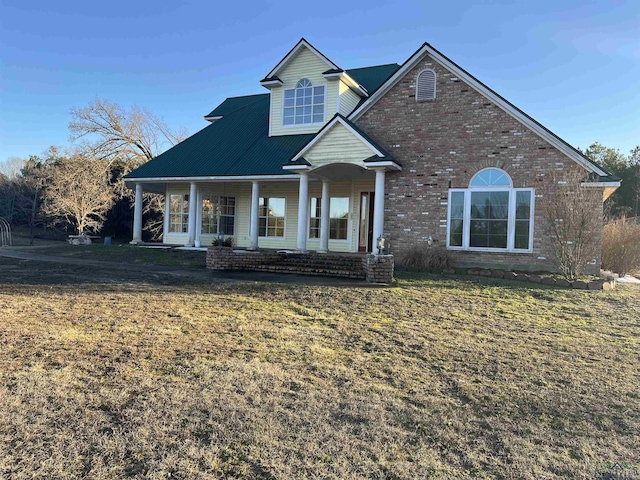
[372,168,386,254]
[131,182,143,244]
[319,180,330,253]
[249,181,260,250]
[187,181,197,246]
[194,188,202,248]
[296,172,309,252]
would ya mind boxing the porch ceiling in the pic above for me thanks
[309,163,375,182]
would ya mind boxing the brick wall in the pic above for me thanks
[356,53,604,274]
[206,248,395,283]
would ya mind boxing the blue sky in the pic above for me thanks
[1,0,639,163]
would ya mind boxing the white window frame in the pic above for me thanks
[416,68,436,101]
[282,78,326,128]
[200,194,236,236]
[258,197,286,238]
[168,193,189,233]
[446,170,535,253]
[307,196,350,242]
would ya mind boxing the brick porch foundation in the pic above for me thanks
[206,248,394,284]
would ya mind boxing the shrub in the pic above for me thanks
[211,237,234,248]
[602,217,640,276]
[398,244,455,270]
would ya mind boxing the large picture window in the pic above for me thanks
[309,197,349,240]
[259,197,285,237]
[447,168,534,252]
[201,195,235,235]
[283,78,325,126]
[169,194,189,233]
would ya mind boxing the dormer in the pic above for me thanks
[260,38,368,137]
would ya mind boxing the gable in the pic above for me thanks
[304,122,379,168]
[350,43,611,178]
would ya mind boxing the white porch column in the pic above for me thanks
[319,180,330,253]
[372,168,386,254]
[194,188,202,248]
[187,181,198,246]
[249,181,260,250]
[296,172,309,252]
[163,185,170,242]
[131,182,143,244]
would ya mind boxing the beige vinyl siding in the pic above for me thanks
[338,81,361,116]
[270,47,339,136]
[305,122,377,167]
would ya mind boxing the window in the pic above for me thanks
[309,197,349,240]
[201,195,236,235]
[416,69,436,101]
[169,194,189,233]
[447,168,534,252]
[259,197,285,237]
[283,78,325,126]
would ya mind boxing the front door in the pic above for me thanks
[358,192,375,252]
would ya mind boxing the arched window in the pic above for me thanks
[416,69,436,101]
[448,168,534,251]
[283,78,325,126]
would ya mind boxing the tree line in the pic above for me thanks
[0,98,185,243]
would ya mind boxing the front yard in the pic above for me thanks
[0,253,638,479]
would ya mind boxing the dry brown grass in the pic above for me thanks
[0,258,639,479]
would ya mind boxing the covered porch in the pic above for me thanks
[128,162,396,255]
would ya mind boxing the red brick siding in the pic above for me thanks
[356,53,604,273]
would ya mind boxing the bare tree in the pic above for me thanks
[540,168,602,281]
[41,149,115,235]
[69,97,186,239]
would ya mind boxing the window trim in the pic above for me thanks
[258,197,286,239]
[446,187,535,253]
[200,194,237,237]
[415,68,437,102]
[281,79,327,128]
[168,193,189,234]
[307,196,350,242]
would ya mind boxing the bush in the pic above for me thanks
[397,244,455,270]
[211,237,234,248]
[602,217,640,276]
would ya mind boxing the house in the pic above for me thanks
[125,39,619,275]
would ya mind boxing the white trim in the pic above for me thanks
[268,90,273,137]
[163,184,170,241]
[282,165,311,171]
[446,186,535,253]
[259,79,284,88]
[581,181,621,188]
[264,39,339,80]
[364,161,402,171]
[126,175,301,183]
[204,115,222,123]
[281,81,327,128]
[470,167,513,188]
[322,72,368,97]
[307,195,351,244]
[256,196,287,240]
[349,43,609,177]
[290,116,384,162]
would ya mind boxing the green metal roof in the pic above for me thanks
[127,63,401,180]
[346,64,400,95]
[204,93,268,119]
[127,96,314,178]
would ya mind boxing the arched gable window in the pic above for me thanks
[448,168,534,252]
[283,78,325,126]
[416,69,436,101]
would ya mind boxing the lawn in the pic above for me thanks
[0,257,638,479]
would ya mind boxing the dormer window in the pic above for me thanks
[283,79,325,126]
